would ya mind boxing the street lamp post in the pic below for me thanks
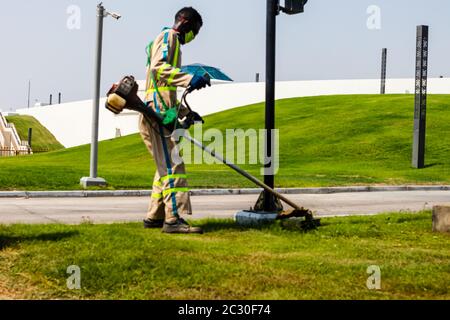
[81,3,121,188]
[259,0,308,212]
[262,0,278,212]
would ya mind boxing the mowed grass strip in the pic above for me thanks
[1,94,450,190]
[0,212,449,300]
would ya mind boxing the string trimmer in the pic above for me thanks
[105,76,320,230]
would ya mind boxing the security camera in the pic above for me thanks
[106,11,122,20]
[281,0,308,15]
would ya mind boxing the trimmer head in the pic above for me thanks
[277,209,321,231]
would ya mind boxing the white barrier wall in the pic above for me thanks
[16,78,450,148]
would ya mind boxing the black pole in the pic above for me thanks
[263,0,278,212]
[380,48,387,94]
[49,94,53,105]
[28,128,32,154]
[58,92,61,104]
[412,25,429,169]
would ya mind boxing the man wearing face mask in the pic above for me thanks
[139,7,210,234]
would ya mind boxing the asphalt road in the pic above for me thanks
[0,191,449,225]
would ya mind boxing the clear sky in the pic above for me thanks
[1,0,450,111]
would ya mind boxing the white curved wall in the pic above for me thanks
[16,78,450,148]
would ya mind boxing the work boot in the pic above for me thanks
[143,218,164,229]
[162,218,203,234]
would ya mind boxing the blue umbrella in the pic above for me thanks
[181,64,233,82]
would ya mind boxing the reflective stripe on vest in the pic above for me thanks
[146,86,177,95]
[172,38,180,66]
[167,68,181,86]
[157,63,172,81]
[162,30,170,61]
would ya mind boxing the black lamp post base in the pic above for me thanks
[254,190,284,213]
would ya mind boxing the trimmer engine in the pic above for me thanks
[105,76,141,115]
[105,76,203,131]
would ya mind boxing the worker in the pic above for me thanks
[140,7,210,234]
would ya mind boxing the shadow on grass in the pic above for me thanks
[193,219,282,232]
[424,163,443,168]
[0,231,79,251]
[194,220,247,233]
[194,219,316,234]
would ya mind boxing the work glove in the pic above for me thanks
[188,75,211,92]
[190,111,204,124]
[181,111,204,129]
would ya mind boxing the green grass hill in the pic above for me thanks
[5,115,64,152]
[0,94,449,191]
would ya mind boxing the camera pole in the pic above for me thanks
[81,3,107,188]
[256,0,308,212]
[81,3,121,188]
[262,0,279,212]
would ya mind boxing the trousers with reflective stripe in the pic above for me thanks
[141,28,193,222]
[139,114,192,222]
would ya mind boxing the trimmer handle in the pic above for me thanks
[187,73,211,94]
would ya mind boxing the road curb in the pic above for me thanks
[0,185,449,199]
